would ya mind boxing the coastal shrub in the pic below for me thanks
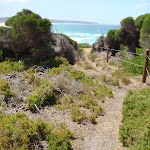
[115,28,123,41]
[88,113,97,124]
[106,29,120,50]
[0,112,38,149]
[78,43,92,48]
[120,87,150,149]
[139,15,150,48]
[5,9,52,56]
[135,13,150,30]
[62,34,77,47]
[28,82,57,111]
[0,79,13,101]
[0,112,73,150]
[121,17,134,24]
[122,48,146,75]
[82,99,98,109]
[71,108,86,123]
[42,56,69,69]
[0,60,24,74]
[48,64,93,83]
[107,30,117,39]
[92,105,103,116]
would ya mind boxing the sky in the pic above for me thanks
[0,0,150,25]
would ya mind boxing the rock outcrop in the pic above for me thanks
[52,34,77,65]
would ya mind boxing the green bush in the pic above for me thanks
[135,13,150,29]
[71,108,86,123]
[122,48,146,75]
[107,29,117,38]
[82,99,98,109]
[48,64,93,83]
[92,105,103,116]
[47,123,73,150]
[63,34,77,46]
[121,17,134,24]
[120,87,150,149]
[78,43,92,48]
[0,112,47,149]
[115,28,123,41]
[88,113,97,124]
[5,9,52,56]
[28,82,57,111]
[0,79,13,100]
[0,112,73,150]
[139,15,150,48]
[0,60,24,74]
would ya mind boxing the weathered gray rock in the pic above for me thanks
[93,35,106,52]
[52,34,77,64]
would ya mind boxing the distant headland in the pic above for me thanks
[0,17,98,24]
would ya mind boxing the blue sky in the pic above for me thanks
[0,0,150,25]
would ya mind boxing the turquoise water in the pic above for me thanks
[52,24,120,45]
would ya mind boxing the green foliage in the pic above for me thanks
[120,87,150,149]
[123,48,145,75]
[92,105,103,116]
[121,17,134,24]
[8,9,51,34]
[88,113,97,124]
[5,9,52,56]
[115,28,122,41]
[0,112,73,150]
[0,79,13,100]
[47,123,73,150]
[112,69,133,79]
[81,99,98,109]
[71,108,86,123]
[63,34,77,46]
[47,57,69,68]
[28,82,57,111]
[107,29,117,38]
[135,13,150,29]
[0,50,3,57]
[139,15,150,48]
[0,26,9,34]
[78,43,92,48]
[0,60,24,74]
[48,65,93,83]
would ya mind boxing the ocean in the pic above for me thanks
[52,23,120,45]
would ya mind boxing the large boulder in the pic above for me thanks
[52,34,77,65]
